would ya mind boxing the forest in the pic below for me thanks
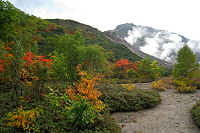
[1,1,200,132]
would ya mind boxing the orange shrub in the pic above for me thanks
[66,64,105,112]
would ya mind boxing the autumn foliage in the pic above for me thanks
[114,59,140,79]
[0,40,53,98]
[0,59,9,72]
[150,80,170,91]
[6,106,41,132]
[20,52,53,89]
[67,64,105,111]
[115,59,138,70]
[114,58,162,80]
[22,52,52,67]
[0,41,15,72]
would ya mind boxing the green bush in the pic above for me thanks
[191,101,200,127]
[99,84,161,112]
[79,114,122,133]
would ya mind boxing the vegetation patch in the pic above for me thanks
[99,84,161,112]
[191,101,200,127]
[151,80,171,91]
[0,83,122,133]
[174,79,197,93]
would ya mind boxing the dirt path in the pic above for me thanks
[112,83,200,133]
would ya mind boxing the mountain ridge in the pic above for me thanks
[47,19,173,68]
[108,23,200,64]
[104,31,173,68]
[47,19,142,62]
[109,23,189,42]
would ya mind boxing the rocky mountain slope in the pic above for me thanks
[47,19,174,68]
[104,31,173,68]
[108,23,200,64]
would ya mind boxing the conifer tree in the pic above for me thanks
[172,45,199,79]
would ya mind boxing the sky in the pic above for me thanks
[6,0,200,40]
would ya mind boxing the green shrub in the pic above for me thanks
[115,78,133,84]
[99,85,161,112]
[115,78,154,84]
[79,114,122,133]
[191,101,200,127]
[132,77,155,83]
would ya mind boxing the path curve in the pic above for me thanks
[112,83,200,133]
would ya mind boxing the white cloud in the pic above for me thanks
[140,38,160,55]
[169,34,182,43]
[125,27,142,44]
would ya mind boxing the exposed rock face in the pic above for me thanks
[108,23,200,65]
[104,31,173,68]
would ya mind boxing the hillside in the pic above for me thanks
[47,19,142,62]
[47,19,173,68]
[109,23,200,64]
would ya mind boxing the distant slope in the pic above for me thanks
[104,31,173,68]
[109,23,200,64]
[48,19,173,68]
[47,19,142,62]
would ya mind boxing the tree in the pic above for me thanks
[0,0,19,42]
[79,44,112,74]
[53,32,84,84]
[136,58,162,80]
[172,45,199,79]
[115,59,137,70]
[52,31,111,84]
[114,59,138,79]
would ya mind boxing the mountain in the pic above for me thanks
[47,19,142,62]
[47,19,174,68]
[104,31,173,68]
[108,23,200,64]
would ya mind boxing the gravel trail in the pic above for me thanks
[112,83,200,133]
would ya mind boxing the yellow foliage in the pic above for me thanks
[31,76,39,80]
[6,106,40,130]
[174,79,197,93]
[96,102,105,112]
[26,81,33,86]
[20,68,39,83]
[175,85,197,93]
[66,64,105,112]
[151,80,170,91]
[121,84,136,91]
[20,68,31,78]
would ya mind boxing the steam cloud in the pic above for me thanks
[125,26,200,64]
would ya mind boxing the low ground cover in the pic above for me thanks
[99,84,161,112]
